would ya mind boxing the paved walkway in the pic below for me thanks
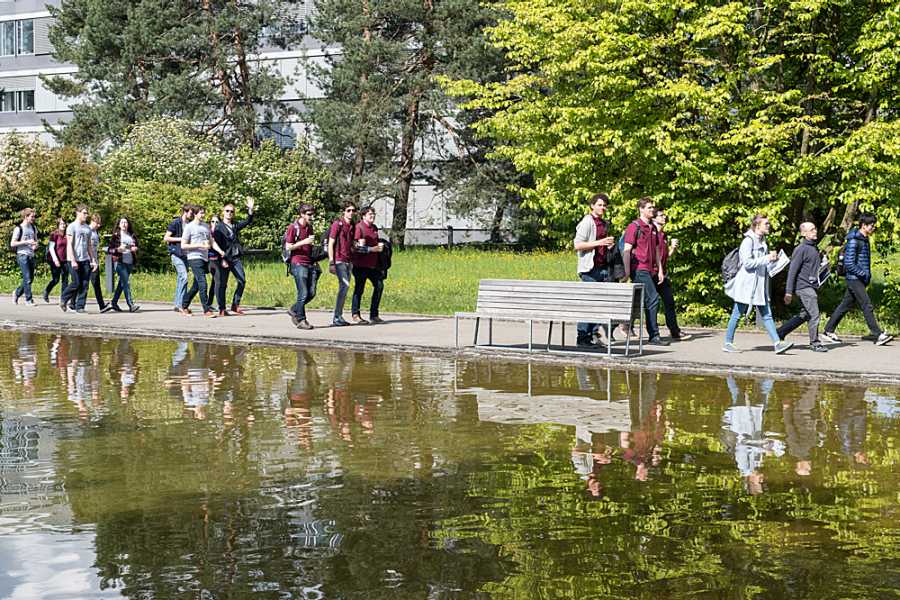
[1,297,898,384]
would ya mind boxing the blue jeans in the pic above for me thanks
[333,262,352,320]
[291,263,320,320]
[61,261,91,310]
[170,254,189,308]
[15,254,35,301]
[725,302,780,344]
[632,270,661,339]
[576,266,609,342]
[112,261,135,308]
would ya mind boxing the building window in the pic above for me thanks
[16,20,33,55]
[0,19,34,56]
[0,90,35,112]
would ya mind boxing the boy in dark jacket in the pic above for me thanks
[821,213,892,346]
[777,222,827,351]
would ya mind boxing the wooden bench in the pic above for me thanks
[455,279,646,356]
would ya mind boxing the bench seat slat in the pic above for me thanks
[479,285,636,297]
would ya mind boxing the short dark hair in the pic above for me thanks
[90,213,102,223]
[298,203,315,215]
[590,193,609,206]
[194,205,206,214]
[359,205,375,217]
[859,213,876,226]
[342,200,357,211]
[20,208,34,220]
[182,204,194,214]
[637,196,654,211]
[75,204,89,214]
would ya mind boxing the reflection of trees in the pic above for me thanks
[2,331,900,598]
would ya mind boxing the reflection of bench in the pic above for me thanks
[454,279,645,356]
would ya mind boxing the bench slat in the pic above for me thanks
[476,301,634,312]
[479,284,638,296]
[468,308,635,320]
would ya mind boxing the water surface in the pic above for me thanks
[1,331,899,599]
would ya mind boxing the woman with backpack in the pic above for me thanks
[43,218,69,303]
[107,216,140,312]
[723,214,793,354]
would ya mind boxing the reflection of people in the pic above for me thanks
[285,351,318,449]
[11,332,38,392]
[721,377,784,494]
[782,383,819,477]
[835,387,868,466]
[66,337,103,417]
[620,372,664,482]
[110,339,139,400]
[571,426,613,497]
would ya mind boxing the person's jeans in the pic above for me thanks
[112,262,135,308]
[183,259,211,312]
[824,278,881,337]
[14,255,35,302]
[333,262,352,320]
[44,261,69,299]
[61,261,91,310]
[209,259,226,312]
[657,276,681,338]
[777,287,820,345]
[576,266,609,342]
[632,270,661,339]
[215,257,247,311]
[290,263,320,320]
[90,265,106,309]
[351,266,384,319]
[725,302,780,344]
[171,254,189,308]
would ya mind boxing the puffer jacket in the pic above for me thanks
[724,230,771,307]
[842,228,871,284]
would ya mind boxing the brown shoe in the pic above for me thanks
[296,319,313,330]
[204,311,217,318]
[218,310,230,317]
[231,306,246,315]
[352,314,370,325]
[179,308,192,316]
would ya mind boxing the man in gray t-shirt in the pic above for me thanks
[180,206,217,316]
[60,206,96,313]
[10,208,39,304]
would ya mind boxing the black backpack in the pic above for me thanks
[10,224,40,254]
[721,247,741,283]
[835,241,848,277]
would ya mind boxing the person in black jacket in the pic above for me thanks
[822,213,892,346]
[213,198,255,316]
[777,222,827,352]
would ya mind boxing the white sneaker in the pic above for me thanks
[876,333,894,346]
[820,331,842,344]
[722,343,739,353]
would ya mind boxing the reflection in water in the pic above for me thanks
[0,331,899,598]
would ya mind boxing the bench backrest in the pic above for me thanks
[475,279,642,322]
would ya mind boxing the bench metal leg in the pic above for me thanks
[547,321,553,351]
[607,318,612,357]
[455,315,459,348]
[528,320,533,353]
[489,318,493,346]
[638,286,644,356]
[474,317,480,347]
[625,326,631,357]
[561,323,565,348]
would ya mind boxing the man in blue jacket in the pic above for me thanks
[821,213,892,346]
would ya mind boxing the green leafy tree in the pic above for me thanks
[447,0,900,305]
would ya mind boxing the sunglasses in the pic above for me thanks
[345,208,356,213]
[224,209,234,213]
[304,211,315,216]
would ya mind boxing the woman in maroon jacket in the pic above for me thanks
[107,217,140,312]
[42,218,69,303]
[350,206,385,324]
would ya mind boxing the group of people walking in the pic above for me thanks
[573,194,893,352]
[10,199,391,330]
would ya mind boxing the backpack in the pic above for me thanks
[616,219,643,276]
[721,247,741,283]
[281,222,298,265]
[10,224,39,254]
[835,240,848,277]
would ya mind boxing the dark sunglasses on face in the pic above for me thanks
[345,208,356,213]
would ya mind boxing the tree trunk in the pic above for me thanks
[393,92,421,247]
[201,0,237,134]
[489,198,507,243]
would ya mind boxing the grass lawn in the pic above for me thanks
[3,247,897,335]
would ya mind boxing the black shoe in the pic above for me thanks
[42,291,50,304]
[59,302,67,313]
[290,313,301,327]
[173,306,182,313]
[370,316,385,324]
[297,319,313,330]
[649,336,670,346]
[100,305,113,314]
[111,304,123,312]
[811,343,828,352]
[129,305,141,313]
[13,293,20,305]
[576,338,596,348]
[671,332,693,341]
[332,318,350,327]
